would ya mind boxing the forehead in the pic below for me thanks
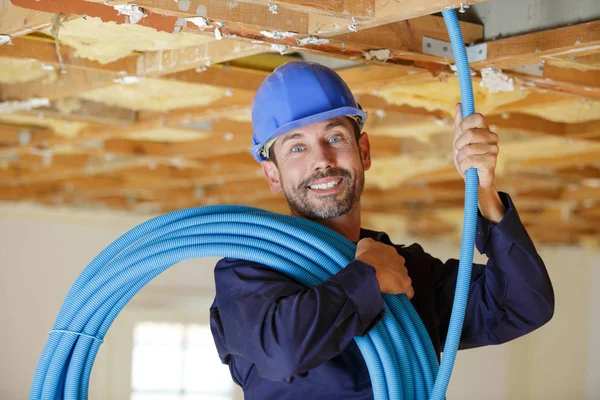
[278,116,354,143]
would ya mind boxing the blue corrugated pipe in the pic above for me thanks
[30,8,476,400]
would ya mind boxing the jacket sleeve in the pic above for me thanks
[213,258,385,383]
[432,192,555,349]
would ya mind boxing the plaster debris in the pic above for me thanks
[178,0,191,12]
[297,36,330,46]
[173,16,211,33]
[187,17,210,29]
[215,24,224,40]
[349,17,358,32]
[113,5,146,25]
[0,35,12,46]
[0,98,50,114]
[196,5,208,16]
[271,43,289,55]
[480,67,514,93]
[260,30,297,40]
[19,130,32,146]
[363,49,392,62]
[269,3,278,14]
[173,18,187,34]
[449,64,476,76]
[113,76,145,85]
[227,0,240,9]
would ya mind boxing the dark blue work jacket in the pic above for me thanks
[209,193,554,399]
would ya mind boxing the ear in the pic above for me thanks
[261,160,282,193]
[358,131,372,171]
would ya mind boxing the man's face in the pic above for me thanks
[261,117,372,220]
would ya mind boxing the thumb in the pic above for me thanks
[454,103,463,136]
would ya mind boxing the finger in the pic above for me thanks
[456,143,499,165]
[454,103,463,137]
[459,112,488,134]
[458,154,497,176]
[455,128,498,151]
[406,286,415,300]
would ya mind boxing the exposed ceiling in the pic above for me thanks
[1,0,599,247]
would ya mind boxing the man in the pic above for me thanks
[209,61,554,399]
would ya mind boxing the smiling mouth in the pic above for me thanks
[308,179,342,190]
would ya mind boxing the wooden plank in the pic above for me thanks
[486,113,600,140]
[507,150,600,171]
[338,65,435,94]
[103,132,249,158]
[156,92,254,125]
[162,66,268,92]
[139,40,269,76]
[562,187,600,202]
[1,0,54,37]
[0,67,120,101]
[238,0,373,18]
[59,0,481,69]
[473,20,600,70]
[0,118,162,158]
[307,0,488,35]
[3,35,268,79]
[10,0,182,33]
[24,99,137,126]
[0,36,139,74]
[510,67,600,100]
[0,124,54,145]
[331,15,483,53]
[18,152,90,168]
[116,0,307,32]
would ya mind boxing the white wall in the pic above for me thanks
[1,203,598,400]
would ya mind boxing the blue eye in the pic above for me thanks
[329,136,341,143]
[291,145,304,153]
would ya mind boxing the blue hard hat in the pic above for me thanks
[250,61,367,163]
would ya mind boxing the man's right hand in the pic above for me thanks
[355,238,414,298]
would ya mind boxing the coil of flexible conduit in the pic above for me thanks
[30,8,477,400]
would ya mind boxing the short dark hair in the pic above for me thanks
[267,116,361,166]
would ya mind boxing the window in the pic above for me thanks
[130,322,233,400]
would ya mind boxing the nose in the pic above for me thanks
[311,142,335,170]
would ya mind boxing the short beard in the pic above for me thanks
[282,167,364,220]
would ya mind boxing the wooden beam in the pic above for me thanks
[104,132,249,159]
[0,67,120,101]
[1,0,53,37]
[0,123,54,145]
[303,0,489,35]
[507,150,600,171]
[86,0,310,33]
[25,99,137,126]
[51,0,482,69]
[237,0,373,18]
[154,92,254,125]
[0,36,139,74]
[2,34,268,79]
[0,118,162,158]
[138,40,269,76]
[562,186,600,202]
[10,0,182,33]
[162,66,268,92]
[473,20,600,70]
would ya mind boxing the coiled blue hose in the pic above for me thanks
[30,8,477,400]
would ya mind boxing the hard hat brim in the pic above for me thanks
[250,106,367,163]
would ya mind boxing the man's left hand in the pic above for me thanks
[453,103,499,189]
[453,103,506,223]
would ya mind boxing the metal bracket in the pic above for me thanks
[509,63,545,77]
[422,37,487,63]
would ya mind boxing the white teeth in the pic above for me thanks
[310,179,341,190]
